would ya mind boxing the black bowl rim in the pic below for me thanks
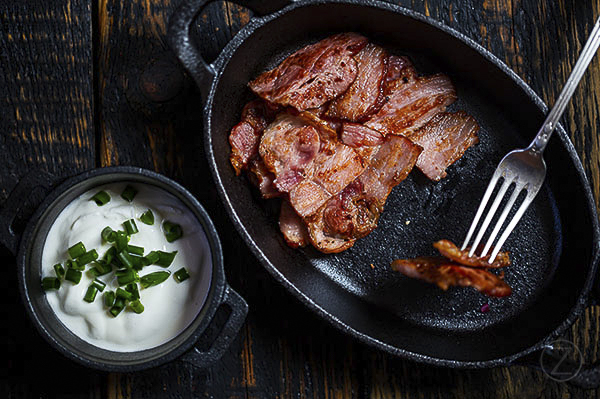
[200,0,600,368]
[16,166,228,372]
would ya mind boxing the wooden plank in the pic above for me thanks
[0,1,99,398]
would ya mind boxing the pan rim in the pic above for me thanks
[201,0,600,368]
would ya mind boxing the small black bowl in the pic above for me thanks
[0,166,247,371]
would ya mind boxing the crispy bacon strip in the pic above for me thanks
[391,257,512,297]
[326,43,388,121]
[249,33,368,111]
[433,239,511,268]
[408,111,479,181]
[279,201,309,248]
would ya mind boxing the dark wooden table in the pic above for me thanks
[2,0,599,397]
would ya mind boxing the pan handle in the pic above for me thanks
[0,169,56,255]
[167,0,293,103]
[179,285,248,369]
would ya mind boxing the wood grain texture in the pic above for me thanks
[1,0,599,398]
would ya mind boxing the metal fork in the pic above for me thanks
[462,16,600,264]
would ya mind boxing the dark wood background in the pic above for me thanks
[1,0,599,397]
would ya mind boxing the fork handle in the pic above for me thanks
[530,16,600,154]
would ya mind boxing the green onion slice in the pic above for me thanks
[68,242,86,259]
[121,185,138,202]
[92,278,106,292]
[163,221,183,243]
[77,249,99,265]
[173,267,190,283]
[140,271,170,289]
[65,268,82,284]
[123,219,139,235]
[66,258,83,271]
[101,226,116,243]
[103,290,116,307]
[83,286,98,303]
[102,246,117,264]
[116,287,133,300]
[127,245,144,256]
[117,251,134,269]
[129,300,145,314]
[139,209,154,225]
[115,231,128,252]
[116,268,138,285]
[143,251,160,266]
[110,298,125,317]
[53,263,65,279]
[91,190,110,206]
[155,251,177,268]
[42,277,61,290]
[125,283,140,300]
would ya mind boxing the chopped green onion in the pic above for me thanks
[92,278,106,292]
[110,298,125,317]
[129,299,144,314]
[163,221,183,242]
[102,246,117,264]
[123,219,139,235]
[117,251,133,269]
[42,277,61,290]
[91,260,112,276]
[121,185,138,202]
[173,267,190,283]
[104,290,116,307]
[127,245,144,256]
[125,283,140,300]
[66,258,83,271]
[65,268,82,284]
[77,249,99,265]
[115,231,128,252]
[140,271,170,288]
[155,251,177,267]
[91,190,110,206]
[139,209,154,225]
[130,255,144,270]
[101,226,116,242]
[53,263,65,279]
[116,287,133,300]
[68,242,86,259]
[83,285,98,303]
[143,251,160,265]
[116,268,138,285]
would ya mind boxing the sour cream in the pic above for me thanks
[41,183,212,352]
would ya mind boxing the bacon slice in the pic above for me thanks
[247,158,281,199]
[229,100,279,175]
[326,43,388,121]
[391,257,512,297]
[259,113,366,218]
[279,201,309,248]
[341,123,384,148]
[433,239,511,268]
[384,55,417,87]
[365,74,457,137]
[249,33,368,111]
[306,135,421,253]
[408,111,479,181]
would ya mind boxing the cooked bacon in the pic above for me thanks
[408,111,479,181]
[298,106,339,140]
[279,201,309,248]
[247,158,281,199]
[365,74,457,137]
[229,100,279,175]
[341,123,384,147]
[249,33,368,111]
[259,113,366,218]
[326,43,388,121]
[433,239,511,268]
[306,135,421,253]
[391,257,512,297]
[384,55,416,88]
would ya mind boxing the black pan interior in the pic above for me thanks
[203,2,596,362]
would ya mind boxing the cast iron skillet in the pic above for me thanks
[168,0,600,386]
